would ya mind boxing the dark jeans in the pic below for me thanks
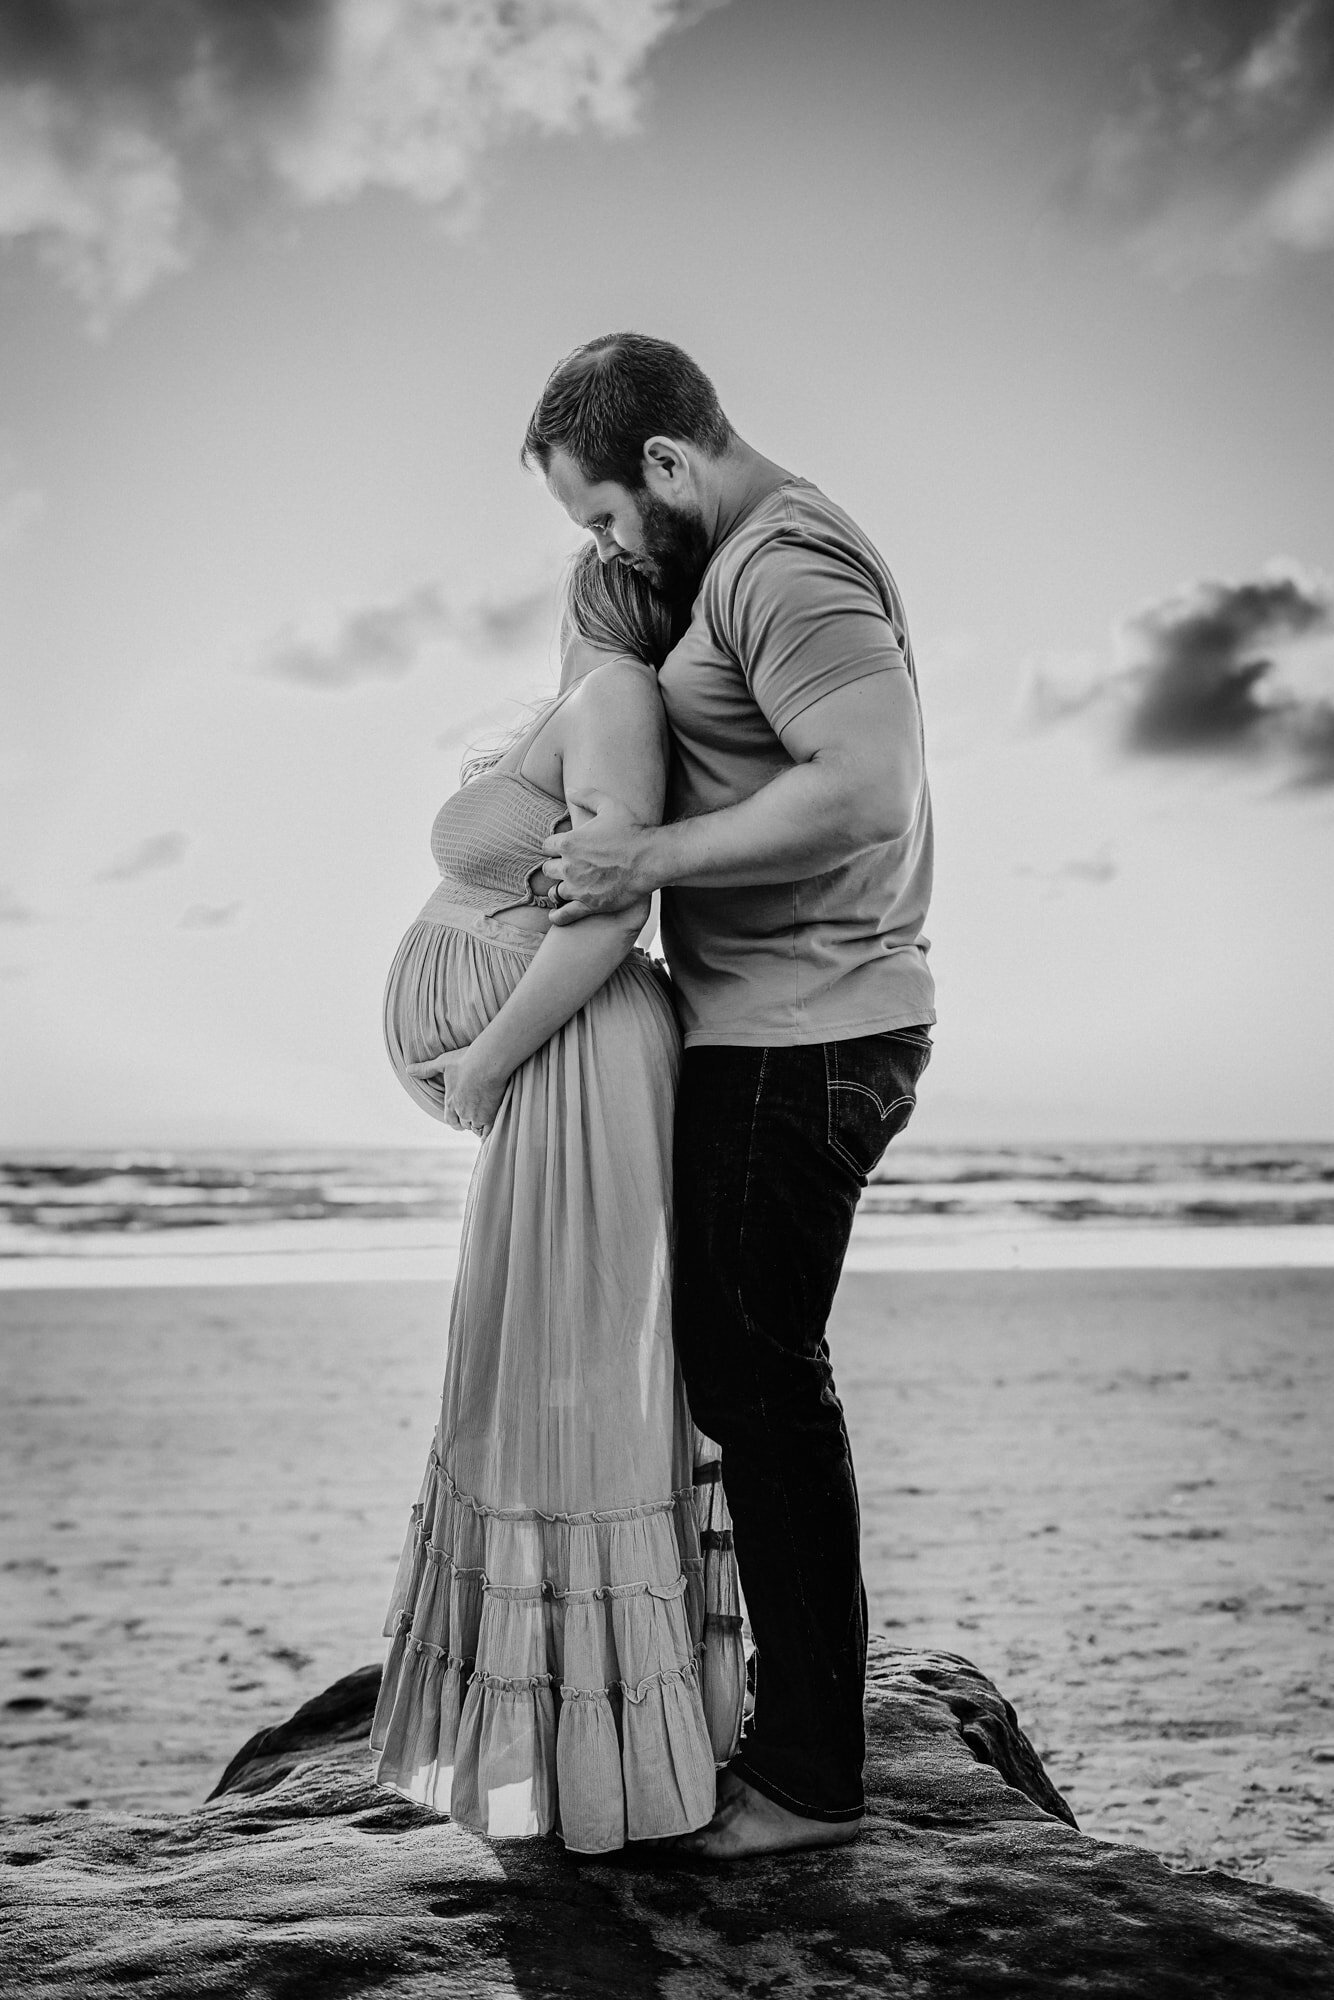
[673,1026,933,1821]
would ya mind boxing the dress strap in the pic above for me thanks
[493,681,581,779]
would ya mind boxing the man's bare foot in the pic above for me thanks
[674,1770,863,1860]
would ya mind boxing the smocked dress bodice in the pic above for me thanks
[384,760,579,1126]
[428,768,570,919]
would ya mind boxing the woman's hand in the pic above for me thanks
[406,1046,507,1137]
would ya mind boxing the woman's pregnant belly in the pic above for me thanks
[382,891,680,1126]
[383,896,545,1121]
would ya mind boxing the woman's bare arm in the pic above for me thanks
[409,660,667,1132]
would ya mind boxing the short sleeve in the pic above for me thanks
[725,535,907,738]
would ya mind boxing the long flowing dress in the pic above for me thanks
[370,724,746,1853]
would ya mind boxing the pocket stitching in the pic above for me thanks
[828,1097,918,1174]
[829,1081,917,1122]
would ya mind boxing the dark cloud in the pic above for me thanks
[1084,1,1334,264]
[1022,562,1334,786]
[265,579,551,689]
[0,1,716,322]
[180,900,243,927]
[0,1,327,100]
[96,830,189,881]
[0,0,328,321]
[1120,568,1334,778]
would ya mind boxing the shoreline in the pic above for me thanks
[4,1219,1334,1288]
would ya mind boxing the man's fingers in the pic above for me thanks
[547,899,593,927]
[541,831,571,858]
[406,1058,444,1077]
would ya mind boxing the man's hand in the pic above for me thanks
[542,807,656,927]
[405,1046,506,1136]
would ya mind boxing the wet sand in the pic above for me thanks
[1,1268,1331,1902]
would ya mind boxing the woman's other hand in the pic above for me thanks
[406,1047,507,1137]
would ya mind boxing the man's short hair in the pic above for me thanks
[522,333,733,491]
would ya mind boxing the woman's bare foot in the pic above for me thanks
[674,1770,863,1860]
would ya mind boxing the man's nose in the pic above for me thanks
[591,529,620,565]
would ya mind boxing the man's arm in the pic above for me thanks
[543,667,923,920]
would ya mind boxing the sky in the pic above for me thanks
[1,0,1332,1149]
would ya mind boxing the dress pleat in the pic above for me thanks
[372,896,747,1850]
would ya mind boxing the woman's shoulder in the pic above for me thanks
[558,656,667,771]
[566,654,664,720]
[573,649,661,687]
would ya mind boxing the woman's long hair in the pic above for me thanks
[461,545,677,782]
[563,541,677,668]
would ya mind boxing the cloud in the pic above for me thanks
[1027,562,1334,786]
[1015,848,1118,893]
[0,1,719,326]
[264,577,551,688]
[1120,565,1334,778]
[0,885,39,924]
[1015,649,1107,730]
[266,581,451,687]
[96,830,189,882]
[1081,1,1334,269]
[180,901,242,928]
[1056,851,1118,886]
[471,586,552,650]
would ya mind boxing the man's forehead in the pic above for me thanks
[545,452,626,523]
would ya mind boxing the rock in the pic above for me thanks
[3,1639,1331,1998]
[205,1662,384,1801]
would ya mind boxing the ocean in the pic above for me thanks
[3,1141,1334,1284]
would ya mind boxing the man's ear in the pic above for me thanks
[642,435,692,493]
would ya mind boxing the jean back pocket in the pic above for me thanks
[825,1028,933,1184]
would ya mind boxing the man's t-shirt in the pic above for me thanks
[657,478,935,1048]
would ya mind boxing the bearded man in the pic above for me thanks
[526,333,935,1858]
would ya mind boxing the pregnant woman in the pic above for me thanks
[371,549,745,1853]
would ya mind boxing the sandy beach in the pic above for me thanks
[2,1266,1331,1905]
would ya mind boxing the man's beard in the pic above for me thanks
[632,494,711,607]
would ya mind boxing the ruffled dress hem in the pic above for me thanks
[370,1446,746,1854]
